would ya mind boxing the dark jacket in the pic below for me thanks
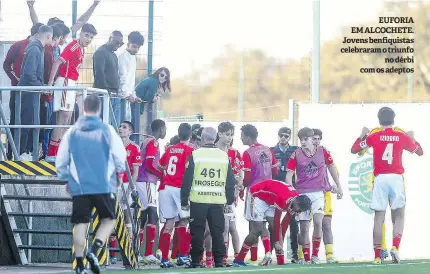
[92,44,119,93]
[18,39,44,87]
[271,144,298,184]
[181,144,236,206]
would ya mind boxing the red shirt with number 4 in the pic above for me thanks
[355,128,419,175]
[159,142,194,189]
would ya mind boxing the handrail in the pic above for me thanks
[0,86,108,93]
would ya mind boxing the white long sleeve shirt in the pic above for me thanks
[118,50,137,98]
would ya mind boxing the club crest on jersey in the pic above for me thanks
[348,155,374,214]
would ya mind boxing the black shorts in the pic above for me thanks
[72,193,116,224]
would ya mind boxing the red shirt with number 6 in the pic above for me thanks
[158,142,194,190]
[352,128,420,175]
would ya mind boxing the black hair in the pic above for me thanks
[150,67,171,92]
[378,107,395,126]
[121,121,134,132]
[241,124,258,140]
[55,23,70,37]
[31,23,44,36]
[196,127,204,137]
[81,23,97,35]
[218,121,235,133]
[178,123,192,141]
[128,31,144,46]
[151,119,166,133]
[111,30,123,37]
[47,17,64,26]
[51,24,63,39]
[297,127,314,141]
[84,95,100,113]
[297,195,312,212]
[312,128,322,139]
[169,135,180,146]
[38,25,53,35]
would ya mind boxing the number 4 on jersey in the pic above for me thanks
[382,143,393,165]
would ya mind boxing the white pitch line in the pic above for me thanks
[160,261,430,274]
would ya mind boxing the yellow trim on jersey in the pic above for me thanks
[358,127,406,155]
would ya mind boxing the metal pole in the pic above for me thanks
[72,0,78,39]
[311,0,320,104]
[237,52,245,121]
[144,0,155,138]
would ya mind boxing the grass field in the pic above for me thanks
[50,261,430,274]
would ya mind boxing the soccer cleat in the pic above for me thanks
[155,249,162,261]
[373,257,382,265]
[177,255,191,266]
[297,258,305,264]
[326,257,338,264]
[381,249,389,261]
[75,267,89,274]
[215,263,226,268]
[142,254,161,265]
[160,259,177,268]
[109,257,117,265]
[44,155,56,162]
[86,252,100,274]
[311,256,320,264]
[259,252,272,266]
[232,260,248,267]
[390,247,401,264]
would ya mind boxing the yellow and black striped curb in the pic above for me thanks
[0,161,56,176]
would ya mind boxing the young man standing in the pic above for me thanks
[157,123,194,268]
[271,127,299,263]
[312,128,343,264]
[136,119,166,264]
[56,95,127,274]
[286,127,340,264]
[233,179,311,266]
[46,23,98,161]
[240,124,278,265]
[109,121,141,264]
[118,32,145,121]
[93,31,124,124]
[18,25,53,160]
[216,122,243,265]
[351,107,423,264]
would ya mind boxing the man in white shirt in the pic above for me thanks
[118,31,144,122]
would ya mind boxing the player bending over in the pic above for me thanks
[351,107,423,264]
[233,179,311,266]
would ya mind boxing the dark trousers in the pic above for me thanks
[189,202,225,265]
[289,217,299,257]
[20,92,35,154]
[7,92,16,159]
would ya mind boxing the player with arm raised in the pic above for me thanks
[156,123,194,268]
[351,107,423,264]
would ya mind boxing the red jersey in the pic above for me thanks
[58,40,83,81]
[227,148,243,175]
[3,39,30,86]
[353,128,419,175]
[159,142,194,189]
[123,142,142,183]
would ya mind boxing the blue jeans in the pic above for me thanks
[110,97,121,127]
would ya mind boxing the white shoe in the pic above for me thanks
[297,258,305,265]
[142,254,161,265]
[259,252,272,266]
[390,247,401,264]
[311,256,320,264]
[20,152,32,161]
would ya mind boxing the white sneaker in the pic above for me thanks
[390,247,401,264]
[259,252,272,266]
[142,254,161,265]
[297,258,305,265]
[311,256,320,264]
[20,152,32,161]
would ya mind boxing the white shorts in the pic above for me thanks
[117,183,132,210]
[298,191,325,221]
[159,185,186,223]
[224,205,236,222]
[247,197,274,222]
[371,174,405,211]
[244,189,252,221]
[53,77,76,112]
[136,182,157,210]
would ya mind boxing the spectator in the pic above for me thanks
[46,23,98,162]
[118,31,144,121]
[18,25,53,160]
[135,67,171,114]
[56,94,126,274]
[93,31,124,124]
[2,22,42,159]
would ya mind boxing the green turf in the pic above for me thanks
[62,260,430,274]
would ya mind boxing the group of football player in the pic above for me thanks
[113,105,423,268]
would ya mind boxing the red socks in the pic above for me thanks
[177,226,188,256]
[145,224,156,256]
[171,228,179,259]
[109,237,117,257]
[250,243,258,261]
[47,139,60,157]
[235,243,251,262]
[206,251,213,268]
[185,230,191,255]
[303,244,311,262]
[374,244,382,259]
[276,254,284,265]
[393,233,402,249]
[158,225,172,261]
[138,229,144,249]
[224,241,229,261]
[262,236,271,253]
[312,237,321,257]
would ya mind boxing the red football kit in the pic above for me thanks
[249,179,299,242]
[351,128,423,175]
[228,148,243,175]
[158,142,194,190]
[58,40,83,81]
[123,142,141,183]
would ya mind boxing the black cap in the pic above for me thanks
[297,195,312,212]
[278,127,291,136]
